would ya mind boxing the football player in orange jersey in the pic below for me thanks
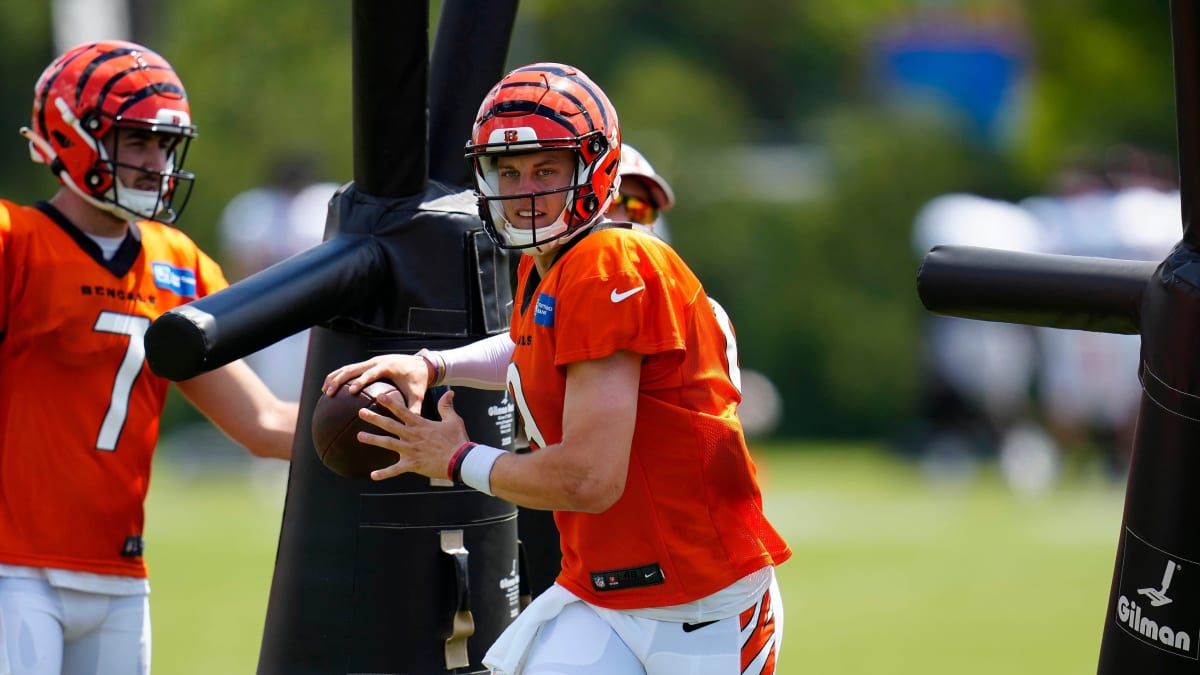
[322,62,788,674]
[0,41,297,675]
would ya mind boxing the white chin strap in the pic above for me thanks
[480,155,596,254]
[61,172,161,222]
[498,214,569,254]
[114,185,165,220]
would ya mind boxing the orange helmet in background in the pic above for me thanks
[466,62,621,253]
[22,40,197,223]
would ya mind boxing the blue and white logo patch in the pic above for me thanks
[534,292,556,327]
[151,262,197,298]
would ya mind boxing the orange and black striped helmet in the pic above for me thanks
[466,62,621,252]
[21,40,197,223]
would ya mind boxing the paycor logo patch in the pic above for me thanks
[151,262,197,298]
[1114,528,1200,659]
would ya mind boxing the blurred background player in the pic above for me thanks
[608,143,676,238]
[910,146,1180,493]
[909,191,1057,493]
[1021,146,1179,481]
[0,40,297,675]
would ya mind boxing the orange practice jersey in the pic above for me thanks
[509,227,791,610]
[0,200,227,578]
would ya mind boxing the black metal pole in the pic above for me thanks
[352,0,427,197]
[1095,244,1200,672]
[144,232,384,380]
[252,1,522,673]
[917,245,1154,335]
[1094,1,1200,670]
[1173,0,1200,248]
[428,0,519,187]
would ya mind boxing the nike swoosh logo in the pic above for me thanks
[681,620,718,633]
[610,286,645,303]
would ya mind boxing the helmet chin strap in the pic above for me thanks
[59,172,141,222]
[499,196,573,253]
[21,125,160,222]
[19,126,54,166]
[112,183,168,221]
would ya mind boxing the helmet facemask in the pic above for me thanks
[466,63,622,255]
[92,115,196,223]
[470,133,612,254]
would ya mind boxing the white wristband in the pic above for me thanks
[460,444,506,496]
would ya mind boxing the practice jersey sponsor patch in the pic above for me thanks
[151,261,197,298]
[534,292,556,327]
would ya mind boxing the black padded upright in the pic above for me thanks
[917,2,1200,672]
[144,2,525,672]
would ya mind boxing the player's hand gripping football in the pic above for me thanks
[322,355,470,482]
[323,354,429,416]
[358,389,469,482]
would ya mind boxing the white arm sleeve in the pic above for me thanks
[433,333,514,390]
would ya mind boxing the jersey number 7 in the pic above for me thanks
[93,311,150,451]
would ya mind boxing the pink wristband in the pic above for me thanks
[417,349,442,386]
[447,442,476,482]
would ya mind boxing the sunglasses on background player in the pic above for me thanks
[609,193,659,225]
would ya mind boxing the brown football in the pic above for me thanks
[311,380,407,478]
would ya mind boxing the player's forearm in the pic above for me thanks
[461,442,622,513]
[426,333,514,389]
[177,360,298,460]
[243,399,299,459]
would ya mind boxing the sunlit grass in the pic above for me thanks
[761,443,1123,675]
[145,453,285,674]
[145,440,1125,674]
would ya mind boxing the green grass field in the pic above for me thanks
[145,441,1126,674]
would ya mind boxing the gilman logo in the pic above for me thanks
[1140,560,1180,608]
[1114,529,1200,659]
[1119,593,1190,653]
